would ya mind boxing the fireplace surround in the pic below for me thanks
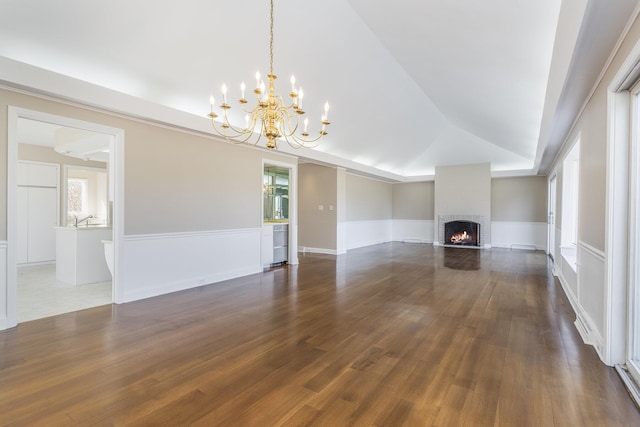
[444,220,480,247]
[437,214,485,248]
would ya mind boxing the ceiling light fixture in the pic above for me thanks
[207,0,330,150]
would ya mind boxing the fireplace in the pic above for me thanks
[444,220,480,247]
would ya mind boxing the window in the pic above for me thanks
[67,178,88,214]
[560,139,580,269]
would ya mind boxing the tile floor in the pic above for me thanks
[18,264,112,323]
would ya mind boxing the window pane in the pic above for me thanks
[68,179,87,214]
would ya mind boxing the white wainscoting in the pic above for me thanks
[491,221,547,250]
[391,220,434,244]
[577,241,606,360]
[0,241,7,330]
[346,220,392,251]
[555,240,606,362]
[121,228,262,302]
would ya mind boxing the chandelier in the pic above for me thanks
[207,0,330,150]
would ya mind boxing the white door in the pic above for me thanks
[548,175,557,260]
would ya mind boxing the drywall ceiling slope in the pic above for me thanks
[0,0,616,180]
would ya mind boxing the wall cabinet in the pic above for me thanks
[17,162,59,264]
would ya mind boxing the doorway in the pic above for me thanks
[548,174,557,260]
[6,107,125,328]
[262,159,298,268]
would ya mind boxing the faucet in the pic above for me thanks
[74,215,93,227]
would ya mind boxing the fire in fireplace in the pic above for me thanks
[444,220,480,247]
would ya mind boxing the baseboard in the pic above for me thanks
[0,241,8,330]
[393,239,433,244]
[123,265,262,302]
[616,365,640,408]
[298,247,339,255]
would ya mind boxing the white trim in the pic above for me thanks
[548,173,557,256]
[615,365,640,408]
[262,158,299,266]
[0,241,7,330]
[124,228,258,241]
[298,247,340,256]
[602,37,640,368]
[578,240,605,260]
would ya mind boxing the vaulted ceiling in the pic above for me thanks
[1,0,638,181]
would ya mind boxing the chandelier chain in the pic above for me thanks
[269,0,274,75]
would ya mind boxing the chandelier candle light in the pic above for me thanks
[207,0,330,150]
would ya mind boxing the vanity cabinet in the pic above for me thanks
[56,226,112,284]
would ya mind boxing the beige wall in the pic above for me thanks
[435,163,491,216]
[491,176,547,222]
[298,163,338,250]
[392,182,434,220]
[434,163,492,242]
[1,87,294,238]
[345,174,392,221]
[575,86,607,249]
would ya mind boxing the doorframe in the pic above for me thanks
[547,173,557,260]
[261,158,299,267]
[6,106,125,328]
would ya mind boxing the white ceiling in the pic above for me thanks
[1,0,638,180]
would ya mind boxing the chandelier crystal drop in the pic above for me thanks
[207,0,330,150]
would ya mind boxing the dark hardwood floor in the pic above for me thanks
[1,243,638,426]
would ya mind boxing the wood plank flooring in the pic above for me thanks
[1,243,638,426]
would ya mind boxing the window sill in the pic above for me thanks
[560,245,577,273]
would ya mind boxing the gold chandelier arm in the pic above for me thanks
[274,105,327,148]
[221,107,253,136]
[210,115,267,147]
[210,109,255,143]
